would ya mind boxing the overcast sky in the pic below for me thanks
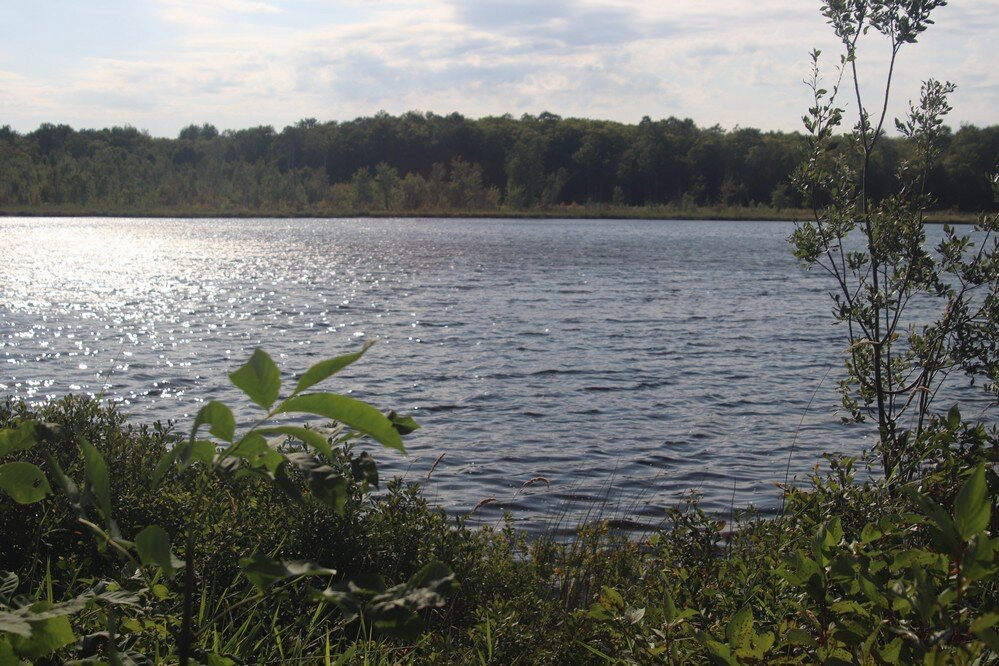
[1,1,995,137]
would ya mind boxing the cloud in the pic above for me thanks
[154,0,282,28]
[2,0,996,136]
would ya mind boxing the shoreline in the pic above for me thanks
[0,206,983,224]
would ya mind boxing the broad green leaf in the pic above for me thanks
[0,421,37,458]
[191,401,235,443]
[254,426,333,460]
[276,393,404,452]
[135,525,177,579]
[725,605,753,650]
[238,552,335,590]
[229,349,281,411]
[293,341,374,395]
[9,605,75,659]
[81,438,112,520]
[0,462,50,504]
[227,434,284,473]
[954,464,990,539]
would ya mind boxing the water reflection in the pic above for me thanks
[0,217,990,532]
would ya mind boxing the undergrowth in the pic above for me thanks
[1,394,996,664]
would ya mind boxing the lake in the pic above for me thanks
[0,217,984,532]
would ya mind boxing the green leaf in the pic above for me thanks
[0,421,37,458]
[971,613,999,633]
[135,525,177,579]
[350,452,378,488]
[598,586,624,609]
[254,426,333,460]
[890,548,942,571]
[284,452,349,514]
[386,411,420,435]
[877,637,902,664]
[0,637,16,665]
[947,404,961,431]
[977,628,999,652]
[81,439,112,520]
[294,341,374,395]
[276,393,404,452]
[227,434,284,473]
[238,552,335,590]
[785,628,817,648]
[229,349,281,411]
[860,522,882,544]
[150,448,179,489]
[188,441,217,466]
[725,605,754,650]
[0,462,50,504]
[908,489,961,552]
[954,464,990,540]
[191,401,236,443]
[705,639,737,666]
[10,605,75,659]
[407,560,457,596]
[46,455,80,510]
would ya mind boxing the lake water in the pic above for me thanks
[0,217,987,532]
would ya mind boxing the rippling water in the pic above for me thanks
[0,217,987,532]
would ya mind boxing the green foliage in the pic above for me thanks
[1,111,994,215]
[0,345,452,663]
[791,0,999,482]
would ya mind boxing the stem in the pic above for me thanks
[179,529,195,666]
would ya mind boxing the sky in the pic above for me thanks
[0,1,996,137]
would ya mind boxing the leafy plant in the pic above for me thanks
[790,0,999,481]
[0,344,453,663]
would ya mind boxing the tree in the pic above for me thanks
[791,0,998,481]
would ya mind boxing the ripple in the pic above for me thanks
[0,216,991,533]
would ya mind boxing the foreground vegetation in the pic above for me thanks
[1,394,996,664]
[1,1,997,663]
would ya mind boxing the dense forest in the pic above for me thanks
[0,112,996,215]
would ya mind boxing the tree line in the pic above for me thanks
[0,112,995,215]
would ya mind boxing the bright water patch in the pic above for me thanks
[0,217,989,532]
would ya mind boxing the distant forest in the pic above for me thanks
[0,112,996,215]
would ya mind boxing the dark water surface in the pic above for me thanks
[0,217,985,532]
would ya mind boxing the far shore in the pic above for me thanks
[0,205,983,224]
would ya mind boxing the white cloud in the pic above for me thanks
[2,0,996,135]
